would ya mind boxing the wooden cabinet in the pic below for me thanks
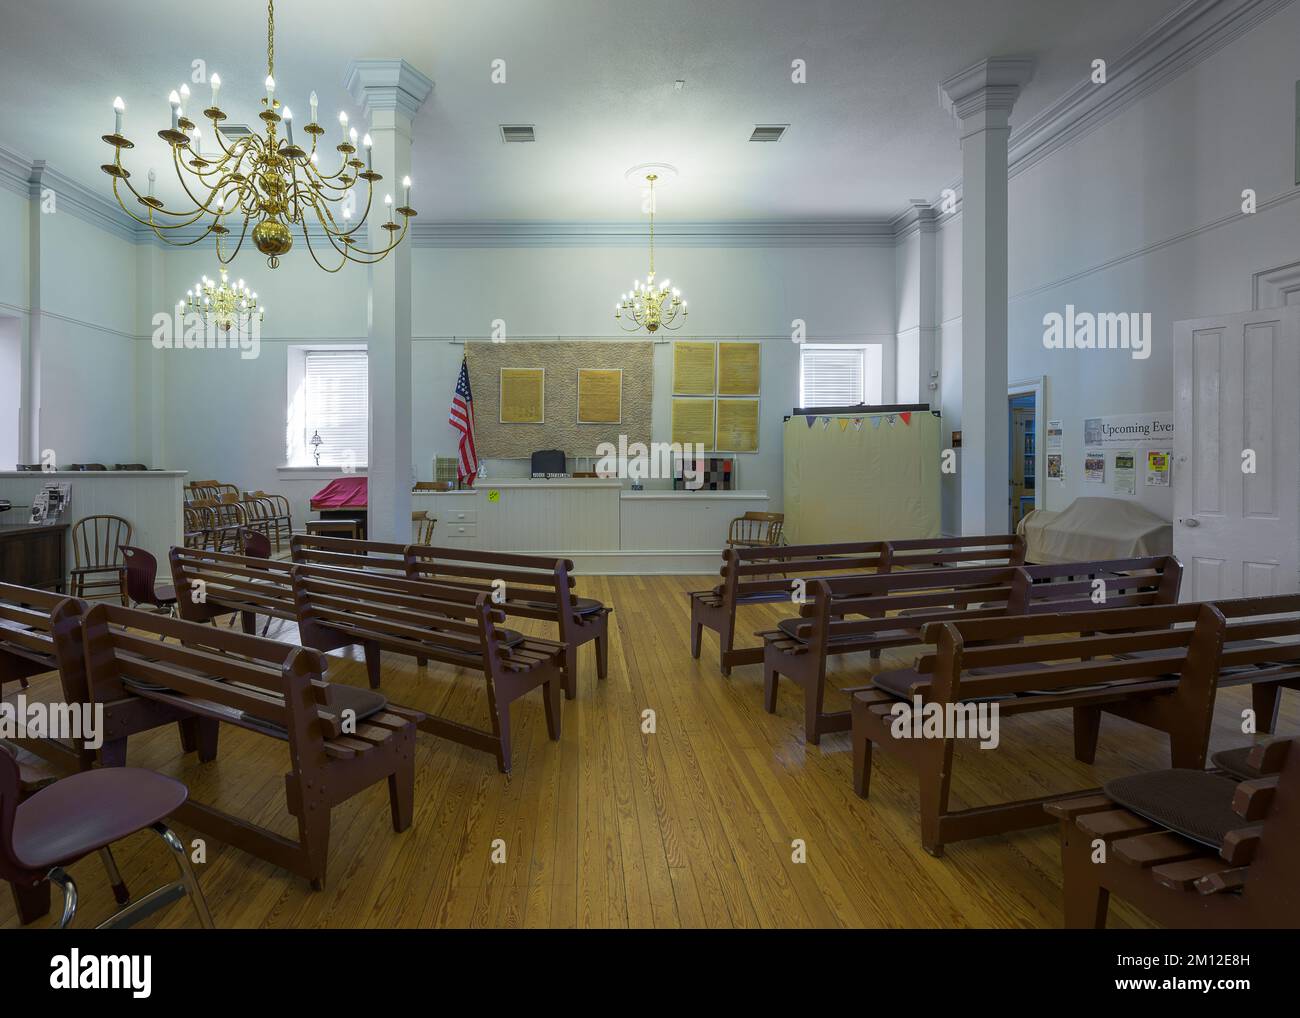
[0,524,69,592]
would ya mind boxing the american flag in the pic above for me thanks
[448,356,479,485]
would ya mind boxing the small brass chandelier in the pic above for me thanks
[615,173,687,333]
[179,267,264,332]
[101,0,416,270]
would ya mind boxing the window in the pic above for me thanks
[799,344,883,407]
[287,348,368,467]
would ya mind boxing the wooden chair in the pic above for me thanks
[66,464,107,471]
[292,563,563,773]
[68,515,132,605]
[118,546,178,619]
[183,503,213,549]
[78,602,421,889]
[113,464,148,471]
[412,510,436,545]
[1049,738,1300,928]
[726,511,785,549]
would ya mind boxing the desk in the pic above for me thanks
[0,524,69,591]
[413,479,770,573]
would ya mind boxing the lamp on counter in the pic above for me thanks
[310,430,323,466]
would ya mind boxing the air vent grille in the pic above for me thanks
[500,124,536,143]
[218,123,254,139]
[749,124,787,142]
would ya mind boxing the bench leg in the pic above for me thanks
[595,630,609,681]
[239,610,256,635]
[763,661,779,714]
[804,672,826,745]
[1061,825,1109,929]
[719,624,733,677]
[98,737,128,768]
[563,645,578,701]
[387,768,414,833]
[543,677,562,741]
[1252,683,1282,735]
[1168,729,1207,770]
[298,805,332,891]
[918,740,955,858]
[1072,706,1102,765]
[690,614,703,659]
[9,879,51,925]
[496,703,513,774]
[364,642,382,689]
[852,727,873,799]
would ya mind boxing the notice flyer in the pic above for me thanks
[1146,449,1172,486]
[1046,420,1063,452]
[1047,454,1063,481]
[1113,451,1137,495]
[1084,450,1105,483]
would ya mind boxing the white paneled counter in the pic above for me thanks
[0,470,187,575]
[413,479,769,573]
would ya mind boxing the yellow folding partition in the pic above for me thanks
[783,412,941,544]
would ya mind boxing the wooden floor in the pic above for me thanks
[5,573,1295,929]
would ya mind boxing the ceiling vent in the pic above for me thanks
[500,124,536,143]
[749,124,788,142]
[217,123,254,139]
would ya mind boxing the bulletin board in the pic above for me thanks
[783,411,941,544]
[466,341,653,458]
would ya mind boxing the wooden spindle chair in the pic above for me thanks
[68,515,132,605]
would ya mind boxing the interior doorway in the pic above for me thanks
[1007,377,1045,532]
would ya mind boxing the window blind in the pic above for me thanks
[800,346,866,407]
[304,350,368,467]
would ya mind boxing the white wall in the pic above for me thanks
[935,1,1300,533]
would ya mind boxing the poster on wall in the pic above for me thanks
[715,398,760,452]
[1146,449,1172,486]
[1083,412,1174,446]
[672,341,716,395]
[1113,451,1137,495]
[1047,454,1064,482]
[1084,450,1105,483]
[671,397,715,450]
[499,368,545,424]
[1046,420,1063,452]
[576,368,623,424]
[717,342,761,396]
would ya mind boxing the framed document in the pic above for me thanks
[715,398,759,452]
[717,341,761,396]
[672,341,716,395]
[671,397,715,450]
[500,367,545,423]
[576,368,623,424]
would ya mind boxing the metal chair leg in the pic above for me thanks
[98,847,131,905]
[47,867,77,929]
[151,823,214,928]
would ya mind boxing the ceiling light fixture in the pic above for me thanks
[100,0,417,270]
[615,173,688,333]
[178,267,263,333]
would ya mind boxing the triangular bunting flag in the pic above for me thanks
[821,416,831,429]
[870,416,882,429]
[887,414,897,426]
[806,416,816,428]
[838,418,849,432]
[900,412,912,425]
[852,418,864,432]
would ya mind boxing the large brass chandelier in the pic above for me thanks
[180,267,263,333]
[100,0,416,270]
[615,173,687,333]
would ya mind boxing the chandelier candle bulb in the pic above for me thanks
[113,96,124,134]
[363,133,372,169]
[402,176,411,207]
[265,75,275,102]
[309,90,318,123]
[168,90,180,131]
[178,83,190,117]
[283,107,293,146]
[338,110,348,142]
[210,73,221,106]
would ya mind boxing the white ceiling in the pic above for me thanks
[0,0,1188,221]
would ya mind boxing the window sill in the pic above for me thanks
[276,465,369,476]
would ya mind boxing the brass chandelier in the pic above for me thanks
[615,173,687,333]
[180,267,263,332]
[100,0,416,270]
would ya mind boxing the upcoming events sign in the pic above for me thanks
[1083,412,1174,446]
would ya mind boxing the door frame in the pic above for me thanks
[1008,376,1046,529]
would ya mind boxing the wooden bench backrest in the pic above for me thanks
[290,533,409,576]
[78,603,346,756]
[292,562,507,667]
[1023,556,1183,613]
[405,543,579,622]
[169,546,296,622]
[884,534,1026,570]
[913,602,1225,703]
[0,582,89,704]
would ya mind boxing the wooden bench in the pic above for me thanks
[78,602,421,889]
[763,556,1182,744]
[292,533,612,701]
[0,582,216,773]
[292,563,563,773]
[170,545,298,636]
[1048,738,1299,928]
[850,596,1300,855]
[688,534,1024,676]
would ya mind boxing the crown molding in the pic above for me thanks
[344,59,435,119]
[939,57,1036,123]
[411,219,897,248]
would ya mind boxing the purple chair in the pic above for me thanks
[119,545,178,616]
[0,745,213,928]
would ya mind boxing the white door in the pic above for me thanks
[1174,307,1300,600]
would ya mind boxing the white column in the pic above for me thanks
[345,60,433,542]
[940,58,1033,536]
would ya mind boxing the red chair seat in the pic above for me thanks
[11,767,188,871]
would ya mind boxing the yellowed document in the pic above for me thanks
[576,368,623,423]
[717,342,761,396]
[671,398,715,449]
[716,398,759,452]
[499,368,545,423]
[673,341,716,395]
